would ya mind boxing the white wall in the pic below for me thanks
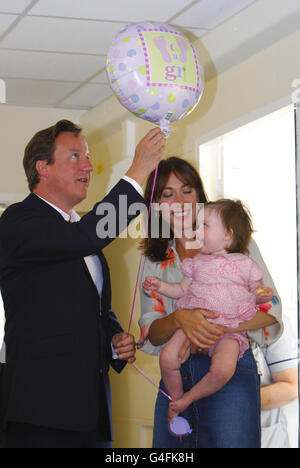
[0,105,84,202]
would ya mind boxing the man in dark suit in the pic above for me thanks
[0,120,165,448]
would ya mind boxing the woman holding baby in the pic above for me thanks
[138,157,282,448]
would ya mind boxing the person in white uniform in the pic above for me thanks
[252,317,298,448]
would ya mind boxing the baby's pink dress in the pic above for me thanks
[176,253,263,359]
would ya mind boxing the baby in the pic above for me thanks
[143,199,273,422]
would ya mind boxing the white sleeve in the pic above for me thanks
[122,176,144,196]
[266,317,298,374]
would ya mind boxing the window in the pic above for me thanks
[199,105,297,328]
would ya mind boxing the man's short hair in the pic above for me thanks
[23,120,82,192]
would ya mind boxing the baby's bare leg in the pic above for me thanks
[170,339,240,416]
[160,329,190,419]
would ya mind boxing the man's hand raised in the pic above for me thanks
[125,128,166,187]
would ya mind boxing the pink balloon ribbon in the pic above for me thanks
[126,165,172,402]
[132,363,172,401]
[127,165,159,333]
[127,162,193,437]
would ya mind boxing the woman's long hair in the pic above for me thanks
[143,157,208,262]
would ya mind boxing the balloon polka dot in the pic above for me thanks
[131,94,140,103]
[149,88,159,97]
[138,65,147,76]
[151,102,160,110]
[128,80,138,90]
[168,94,176,103]
[127,49,137,57]
[113,50,121,59]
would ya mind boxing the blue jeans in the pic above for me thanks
[153,349,261,448]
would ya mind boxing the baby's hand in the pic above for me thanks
[253,284,274,304]
[143,276,161,291]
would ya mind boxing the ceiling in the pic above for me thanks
[0,0,299,110]
[0,0,258,110]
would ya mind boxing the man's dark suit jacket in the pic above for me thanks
[0,179,145,439]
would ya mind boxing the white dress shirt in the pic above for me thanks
[36,176,143,299]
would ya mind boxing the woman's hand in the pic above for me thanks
[174,308,225,350]
[227,310,277,334]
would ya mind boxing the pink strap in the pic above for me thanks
[127,166,159,333]
[125,166,172,402]
[132,364,172,401]
[126,166,172,402]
